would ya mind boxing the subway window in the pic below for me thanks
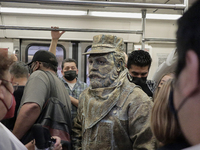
[26,44,65,78]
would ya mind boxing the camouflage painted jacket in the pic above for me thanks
[72,69,156,150]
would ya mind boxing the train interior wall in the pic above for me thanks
[0,13,177,81]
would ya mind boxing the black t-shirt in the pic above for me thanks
[2,86,25,130]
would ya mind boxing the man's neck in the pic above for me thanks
[13,77,27,86]
[39,68,56,75]
[65,77,77,84]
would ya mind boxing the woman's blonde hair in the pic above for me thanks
[153,72,174,101]
[151,79,182,145]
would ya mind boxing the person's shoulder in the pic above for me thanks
[76,79,88,87]
[29,70,47,78]
[147,79,157,86]
[127,84,152,105]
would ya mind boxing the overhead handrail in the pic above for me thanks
[0,25,143,34]
[0,0,186,10]
[143,38,176,42]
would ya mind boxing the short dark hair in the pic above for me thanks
[127,50,152,69]
[176,0,200,78]
[10,61,29,78]
[61,58,77,70]
[41,62,57,72]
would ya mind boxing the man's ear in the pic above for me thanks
[178,50,199,98]
[34,61,40,70]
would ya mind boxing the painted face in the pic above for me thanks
[88,53,118,89]
[128,64,149,78]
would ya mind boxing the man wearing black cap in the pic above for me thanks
[12,50,72,145]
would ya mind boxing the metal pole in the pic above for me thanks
[141,10,146,50]
[144,38,176,42]
[0,0,186,10]
[0,25,143,34]
[184,0,189,12]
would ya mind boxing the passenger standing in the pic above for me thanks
[151,79,190,150]
[2,61,29,130]
[12,50,72,146]
[73,34,155,150]
[49,27,88,122]
[153,72,174,100]
[172,0,200,149]
[0,49,62,150]
[61,58,88,121]
[127,50,156,98]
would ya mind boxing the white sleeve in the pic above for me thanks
[0,123,28,150]
[152,49,177,83]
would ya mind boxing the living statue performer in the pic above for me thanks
[72,34,156,150]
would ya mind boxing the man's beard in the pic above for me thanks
[89,68,119,89]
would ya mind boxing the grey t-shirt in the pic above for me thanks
[19,70,71,123]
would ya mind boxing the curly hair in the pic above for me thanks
[127,50,152,69]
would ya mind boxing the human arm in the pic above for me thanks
[13,71,49,140]
[49,26,65,55]
[13,103,41,140]
[152,49,177,83]
[69,95,79,107]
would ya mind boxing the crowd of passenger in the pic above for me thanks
[1,0,200,149]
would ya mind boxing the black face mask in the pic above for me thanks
[131,76,147,85]
[64,70,77,81]
[129,75,153,97]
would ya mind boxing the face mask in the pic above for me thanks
[129,74,153,97]
[130,76,147,85]
[2,95,16,119]
[64,70,77,81]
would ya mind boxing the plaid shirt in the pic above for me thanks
[61,77,88,121]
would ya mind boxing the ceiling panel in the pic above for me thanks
[0,0,196,15]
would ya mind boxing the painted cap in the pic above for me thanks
[83,34,125,55]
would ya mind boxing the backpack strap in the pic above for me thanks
[43,71,57,98]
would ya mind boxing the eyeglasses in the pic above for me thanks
[0,78,19,92]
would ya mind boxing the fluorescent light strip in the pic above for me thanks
[0,7,87,16]
[90,11,182,20]
[89,11,141,19]
[0,7,182,20]
[147,14,181,20]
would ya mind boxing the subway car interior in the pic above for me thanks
[0,0,196,83]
